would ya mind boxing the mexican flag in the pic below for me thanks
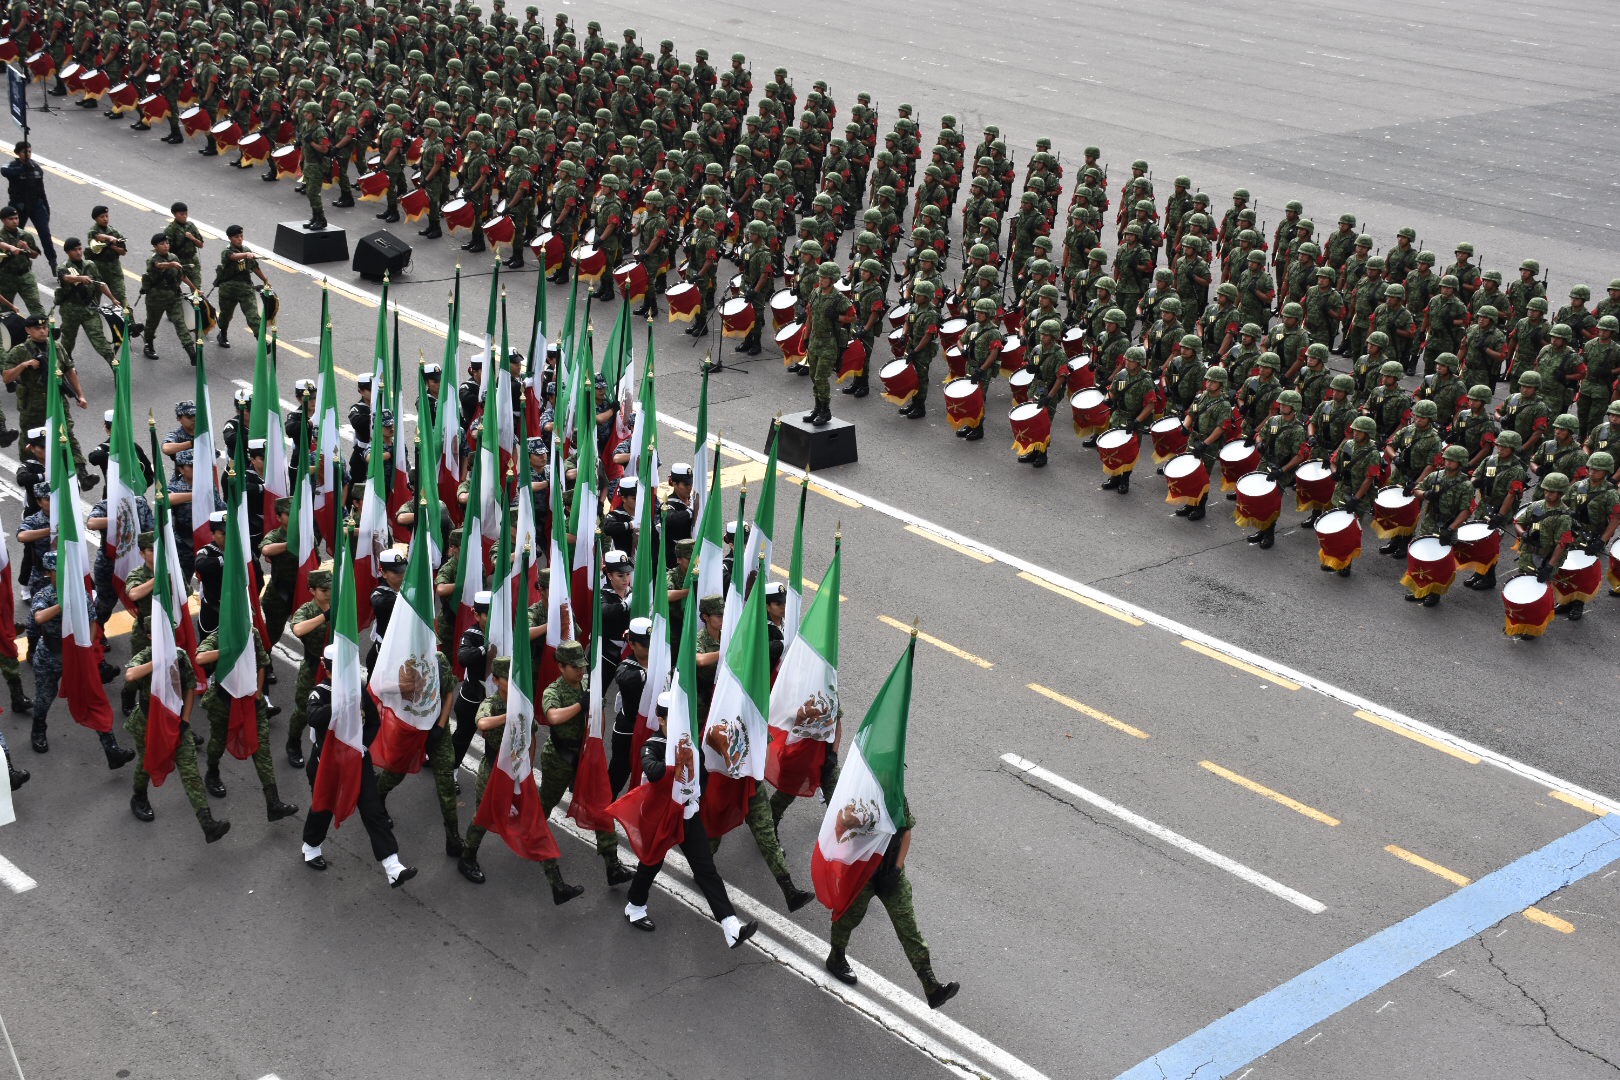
[313,290,343,555]
[0,506,16,671]
[538,446,574,691]
[474,310,503,561]
[48,330,112,733]
[250,325,290,527]
[609,563,699,865]
[285,411,320,613]
[740,420,781,589]
[472,549,562,861]
[484,497,515,694]
[694,436,726,606]
[629,348,670,786]
[311,518,364,824]
[103,332,146,613]
[438,271,465,525]
[215,439,262,759]
[413,363,444,570]
[448,445,486,678]
[813,633,916,920]
[767,536,840,798]
[528,258,550,393]
[386,313,412,541]
[190,328,222,554]
[367,499,443,776]
[143,478,188,787]
[149,422,204,688]
[781,476,810,648]
[690,362,712,528]
[352,369,392,642]
[566,335,599,642]
[700,554,770,839]
[569,537,616,831]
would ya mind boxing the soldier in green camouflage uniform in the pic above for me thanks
[1100,346,1156,495]
[1565,452,1619,612]
[1180,366,1233,521]
[1511,474,1575,625]
[538,642,631,880]
[1498,370,1553,457]
[1587,401,1620,457]
[375,649,463,855]
[1529,414,1588,486]
[0,206,45,316]
[1308,374,1355,473]
[140,232,197,362]
[1422,275,1470,377]
[196,628,298,820]
[298,102,332,231]
[284,570,333,768]
[1363,360,1414,442]
[1303,265,1346,351]
[1246,389,1308,549]
[1328,415,1385,576]
[900,280,940,419]
[214,225,268,349]
[1576,316,1619,437]
[54,239,117,368]
[1402,444,1476,606]
[125,623,231,842]
[1420,352,1468,429]
[5,316,91,484]
[1504,299,1548,386]
[1534,324,1583,416]
[1378,399,1443,556]
[1464,429,1529,589]
[803,262,854,426]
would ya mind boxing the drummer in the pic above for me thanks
[1016,319,1066,468]
[843,258,887,400]
[1447,384,1500,470]
[899,280,940,420]
[1564,451,1618,614]
[1308,374,1356,469]
[683,206,721,340]
[1100,346,1157,495]
[1327,415,1386,576]
[1246,389,1309,549]
[1402,445,1475,607]
[1528,414,1588,485]
[1362,360,1413,441]
[1378,399,1443,557]
[636,190,675,321]
[1162,334,1207,416]
[1512,472,1575,599]
[1461,429,1529,592]
[1235,351,1283,437]
[956,297,1004,442]
[1178,366,1234,522]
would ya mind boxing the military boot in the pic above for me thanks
[8,677,32,714]
[776,874,815,912]
[265,786,299,821]
[919,965,960,1010]
[825,946,858,985]
[197,808,231,843]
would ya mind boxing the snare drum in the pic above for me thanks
[1371,485,1420,539]
[1070,388,1109,438]
[1315,509,1363,572]
[1009,401,1052,457]
[999,333,1025,373]
[1502,574,1555,638]
[271,144,302,176]
[726,273,744,299]
[1065,356,1094,394]
[886,302,912,331]
[939,317,968,351]
[76,67,108,100]
[1008,368,1035,405]
[887,325,908,359]
[529,232,566,272]
[838,338,868,384]
[24,50,54,79]
[60,61,83,90]
[107,81,138,109]
[770,289,798,330]
[137,93,169,121]
[667,282,701,323]
[356,170,390,200]
[0,39,17,65]
[1163,453,1209,507]
[613,260,649,302]
[180,105,211,137]
[1453,522,1501,574]
[1293,459,1336,513]
[397,185,431,222]
[944,378,986,432]
[720,297,755,339]
[944,345,967,380]
[236,132,270,164]
[880,359,919,407]
[1553,549,1602,605]
[572,243,606,282]
[442,198,477,233]
[776,321,808,363]
[209,118,242,150]
[1149,416,1188,463]
[1217,439,1259,493]
[1062,325,1087,359]
[1096,427,1141,476]
[1400,535,1457,598]
[1000,306,1022,335]
[480,214,515,247]
[1233,471,1282,530]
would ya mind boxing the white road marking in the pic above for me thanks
[0,1011,27,1080]
[0,854,37,894]
[1001,754,1327,915]
[28,143,1620,827]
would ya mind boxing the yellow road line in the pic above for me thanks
[904,524,993,564]
[1384,845,1572,932]
[1180,639,1301,690]
[1355,710,1482,765]
[1017,571,1144,626]
[808,481,860,508]
[1027,683,1148,739]
[333,364,358,381]
[1201,761,1340,826]
[99,188,151,211]
[769,564,847,602]
[277,341,314,359]
[877,614,992,669]
[105,611,133,638]
[718,460,770,490]
[1549,790,1609,817]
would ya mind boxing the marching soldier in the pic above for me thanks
[1561,452,1617,619]
[27,549,136,764]
[1100,346,1156,495]
[4,316,94,489]
[899,280,940,420]
[140,232,198,363]
[1378,399,1443,557]
[214,225,270,348]
[1401,444,1476,607]
[1247,389,1309,549]
[54,238,119,369]
[1462,429,1529,591]
[1179,366,1234,522]
[1327,415,1386,577]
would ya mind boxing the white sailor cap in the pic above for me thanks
[103,409,115,423]
[626,616,652,639]
[378,548,406,568]
[669,462,693,480]
[764,581,787,599]
[619,475,638,493]
[208,511,227,527]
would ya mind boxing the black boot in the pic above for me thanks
[461,235,486,253]
[8,678,31,714]
[1100,475,1120,491]
[332,194,355,208]
[552,880,585,905]
[851,375,869,398]
[204,768,226,797]
[380,210,401,223]
[908,399,927,420]
[458,855,486,883]
[142,341,159,360]
[1464,568,1497,591]
[604,857,634,886]
[8,765,28,791]
[921,966,961,1010]
[1567,600,1586,621]
[30,723,47,753]
[1379,538,1408,557]
[1029,449,1048,468]
[419,223,442,239]
[504,251,526,270]
[285,739,304,769]
[445,828,463,858]
[1116,473,1131,495]
[826,947,858,985]
[1187,497,1207,521]
[549,267,569,285]
[265,787,299,821]
[101,733,135,770]
[1257,526,1275,549]
[216,328,229,349]
[963,423,984,441]
[693,315,709,338]
[777,875,815,912]
[198,809,231,844]
[130,790,155,822]
[0,426,16,448]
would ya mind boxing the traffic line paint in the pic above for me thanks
[879,615,993,669]
[769,564,847,602]
[1015,571,1142,626]
[1200,761,1340,827]
[1356,709,1481,765]
[808,481,860,508]
[1384,844,1574,933]
[1026,683,1149,739]
[0,854,38,894]
[1180,640,1301,691]
[1002,754,1326,914]
[276,340,314,360]
[904,523,995,564]
[28,142,1614,820]
[0,1010,26,1080]
[1116,815,1620,1079]
[1549,790,1608,816]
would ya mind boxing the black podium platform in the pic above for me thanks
[774,415,858,470]
[273,222,349,265]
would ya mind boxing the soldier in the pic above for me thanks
[374,638,461,858]
[297,103,333,232]
[1164,334,1207,416]
[1421,275,1470,377]
[1378,399,1443,556]
[1236,351,1283,438]
[1371,283,1418,374]
[1554,285,1598,350]
[1466,304,1512,391]
[1510,472,1575,633]
[87,205,131,311]
[1529,414,1588,485]
[1532,323,1584,418]
[1237,249,1274,332]
[955,298,1004,443]
[1100,346,1157,495]
[0,204,46,316]
[196,612,298,820]
[125,611,231,841]
[140,232,198,363]
[899,280,940,420]
[804,262,854,426]
[824,794,960,1011]
[1246,389,1309,549]
[374,104,409,225]
[1587,400,1620,457]
[54,239,119,369]
[1420,352,1468,429]
[1461,429,1529,592]
[1565,452,1619,617]
[214,225,269,349]
[1327,415,1385,577]
[1577,316,1619,436]
[1508,259,1547,324]
[4,315,94,489]
[1402,444,1476,606]
[1179,366,1234,522]
[163,202,205,293]
[450,591,492,769]
[1303,264,1346,351]
[1363,360,1413,442]
[26,549,136,762]
[1498,370,1553,457]
[683,206,721,340]
[635,190,675,321]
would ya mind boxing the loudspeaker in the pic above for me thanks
[352,230,413,281]
[272,222,349,265]
[774,415,858,471]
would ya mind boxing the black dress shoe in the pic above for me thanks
[305,854,328,871]
[1187,505,1206,521]
[963,425,983,441]
[130,121,151,130]
[1174,505,1192,517]
[419,225,442,239]
[380,211,401,223]
[1422,595,1440,607]
[130,792,155,821]
[1403,592,1424,602]
[1101,476,1120,491]
[625,911,656,931]
[390,866,418,888]
[826,950,858,984]
[1246,531,1265,544]
[1257,531,1274,549]
[458,857,486,884]
[728,919,759,948]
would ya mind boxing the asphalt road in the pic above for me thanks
[4,3,1620,1078]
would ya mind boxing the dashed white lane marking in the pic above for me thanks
[0,854,37,894]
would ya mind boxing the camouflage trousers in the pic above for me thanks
[711,783,789,881]
[830,868,931,975]
[1578,390,1613,439]
[808,345,837,405]
[143,290,196,350]
[129,710,208,814]
[203,691,279,795]
[375,724,460,837]
[58,303,116,367]
[287,663,317,754]
[460,740,613,884]
[217,282,261,338]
